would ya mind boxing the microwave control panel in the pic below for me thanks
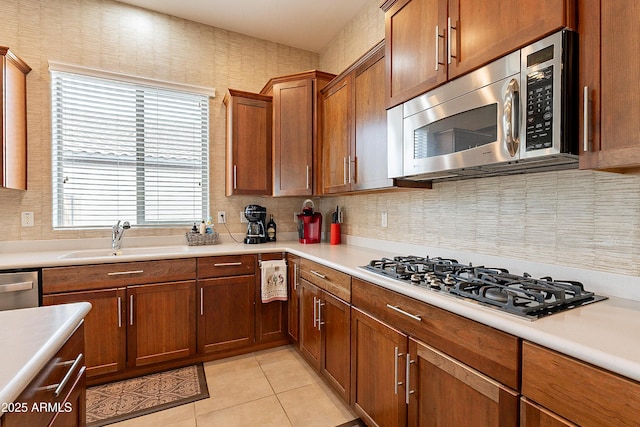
[525,66,554,151]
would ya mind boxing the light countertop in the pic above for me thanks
[0,302,92,406]
[1,236,639,386]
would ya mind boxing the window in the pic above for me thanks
[50,67,211,228]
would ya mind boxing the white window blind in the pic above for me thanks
[51,70,210,229]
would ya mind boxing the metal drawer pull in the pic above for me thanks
[386,304,422,322]
[117,296,122,328]
[406,356,415,404]
[318,300,325,331]
[48,353,83,397]
[394,346,404,395]
[107,270,144,276]
[213,262,243,267]
[293,264,298,291]
[313,296,318,328]
[0,281,33,293]
[200,287,204,316]
[583,85,591,152]
[130,295,134,325]
[310,270,327,280]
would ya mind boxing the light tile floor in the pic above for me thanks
[109,345,359,427]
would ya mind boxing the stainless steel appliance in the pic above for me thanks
[362,256,606,320]
[243,204,267,244]
[0,270,40,311]
[388,30,577,182]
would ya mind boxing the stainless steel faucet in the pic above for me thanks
[112,220,131,251]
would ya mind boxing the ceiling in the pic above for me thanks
[115,0,371,53]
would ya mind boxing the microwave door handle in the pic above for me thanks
[504,79,520,157]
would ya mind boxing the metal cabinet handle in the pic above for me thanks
[583,86,591,152]
[318,300,325,331]
[293,264,298,291]
[347,155,352,184]
[447,17,456,64]
[343,157,348,184]
[310,270,327,280]
[406,355,415,404]
[129,295,134,326]
[435,25,445,71]
[107,270,144,276]
[0,281,33,293]
[47,353,83,397]
[117,296,122,328]
[306,165,310,190]
[200,287,204,316]
[313,296,318,328]
[386,304,422,322]
[233,165,237,189]
[213,262,243,267]
[394,346,404,395]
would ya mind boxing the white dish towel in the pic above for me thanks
[261,259,288,303]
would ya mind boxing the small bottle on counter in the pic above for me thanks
[266,214,276,242]
[191,223,199,233]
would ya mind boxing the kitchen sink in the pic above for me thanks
[58,246,191,259]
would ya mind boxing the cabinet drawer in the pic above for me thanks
[299,258,351,302]
[522,341,640,426]
[197,255,256,278]
[352,278,520,390]
[43,258,197,294]
[3,323,85,427]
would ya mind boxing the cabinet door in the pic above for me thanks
[320,291,351,403]
[353,47,394,191]
[1,49,30,190]
[273,79,314,196]
[321,76,353,194]
[224,90,272,196]
[287,255,301,343]
[43,288,127,378]
[384,0,447,107]
[448,0,571,79]
[351,307,407,427]
[579,0,640,170]
[299,278,321,369]
[127,280,196,368]
[408,338,518,427]
[197,275,255,354]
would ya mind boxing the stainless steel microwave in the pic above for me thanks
[388,30,578,182]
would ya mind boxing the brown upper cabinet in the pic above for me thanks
[380,0,576,108]
[261,71,335,196]
[223,89,272,196]
[1,47,31,190]
[321,42,395,194]
[579,0,640,171]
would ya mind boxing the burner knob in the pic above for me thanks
[443,274,456,288]
[410,274,422,283]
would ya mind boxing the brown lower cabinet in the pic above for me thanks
[287,254,301,343]
[197,275,255,354]
[127,281,196,368]
[43,288,127,378]
[521,341,640,426]
[351,307,408,427]
[351,278,519,426]
[299,278,351,402]
[1,323,86,427]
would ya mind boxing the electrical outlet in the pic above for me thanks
[21,212,34,227]
[217,211,226,224]
[240,212,248,223]
[381,212,388,228]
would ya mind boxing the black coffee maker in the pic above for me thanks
[243,205,267,244]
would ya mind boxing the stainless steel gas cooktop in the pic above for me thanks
[362,255,607,320]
